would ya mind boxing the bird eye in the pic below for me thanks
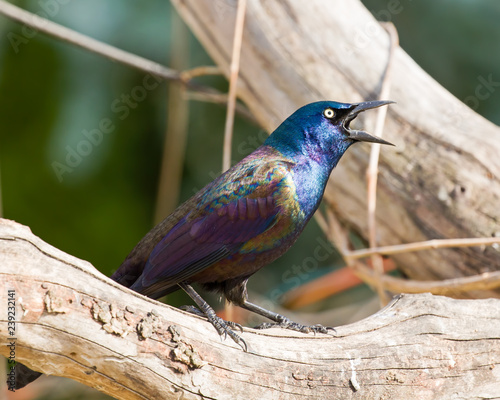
[323,108,335,119]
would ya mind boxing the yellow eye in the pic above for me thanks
[323,108,335,119]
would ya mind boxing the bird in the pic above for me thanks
[112,100,394,350]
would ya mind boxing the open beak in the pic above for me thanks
[345,100,395,146]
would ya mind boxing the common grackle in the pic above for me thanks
[112,100,394,349]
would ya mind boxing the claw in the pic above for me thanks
[178,284,248,351]
[253,322,273,330]
[226,320,244,333]
[254,319,335,336]
[180,306,246,350]
[211,314,247,351]
[180,305,205,317]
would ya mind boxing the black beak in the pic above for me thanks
[345,100,395,146]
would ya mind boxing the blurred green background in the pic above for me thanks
[1,0,499,398]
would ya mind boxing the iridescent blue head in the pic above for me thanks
[265,100,394,168]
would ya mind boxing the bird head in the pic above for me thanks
[265,100,394,166]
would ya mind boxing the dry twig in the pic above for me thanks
[351,260,500,295]
[366,23,399,305]
[180,66,223,81]
[0,1,178,81]
[222,0,247,172]
[0,0,256,123]
[221,0,247,321]
[312,207,500,300]
[348,237,500,260]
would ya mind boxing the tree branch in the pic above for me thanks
[0,0,179,81]
[171,0,500,294]
[0,0,256,124]
[1,219,500,399]
[222,0,247,173]
[348,237,500,260]
[366,22,398,306]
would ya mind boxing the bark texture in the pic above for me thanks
[1,218,500,399]
[171,0,500,293]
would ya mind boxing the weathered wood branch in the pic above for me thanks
[1,219,500,399]
[171,0,500,293]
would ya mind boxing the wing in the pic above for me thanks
[131,157,295,298]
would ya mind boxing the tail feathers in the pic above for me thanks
[130,276,179,300]
[111,257,146,288]
[112,258,179,300]
[111,270,139,288]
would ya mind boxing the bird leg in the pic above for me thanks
[240,299,334,334]
[223,280,334,334]
[178,282,247,351]
[180,305,243,332]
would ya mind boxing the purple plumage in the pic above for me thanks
[112,100,393,349]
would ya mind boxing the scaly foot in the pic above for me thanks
[181,305,247,350]
[254,314,335,334]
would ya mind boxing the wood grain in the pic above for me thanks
[171,0,500,294]
[1,218,499,399]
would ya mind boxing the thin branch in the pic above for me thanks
[348,237,500,260]
[351,260,500,294]
[283,258,397,310]
[180,68,257,124]
[0,0,257,124]
[319,205,500,297]
[222,0,247,172]
[366,23,399,305]
[318,206,500,297]
[221,0,247,322]
[180,66,223,81]
[0,1,178,80]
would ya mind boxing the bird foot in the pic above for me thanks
[180,304,205,316]
[181,305,244,332]
[254,315,335,335]
[180,305,247,350]
[210,314,248,351]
